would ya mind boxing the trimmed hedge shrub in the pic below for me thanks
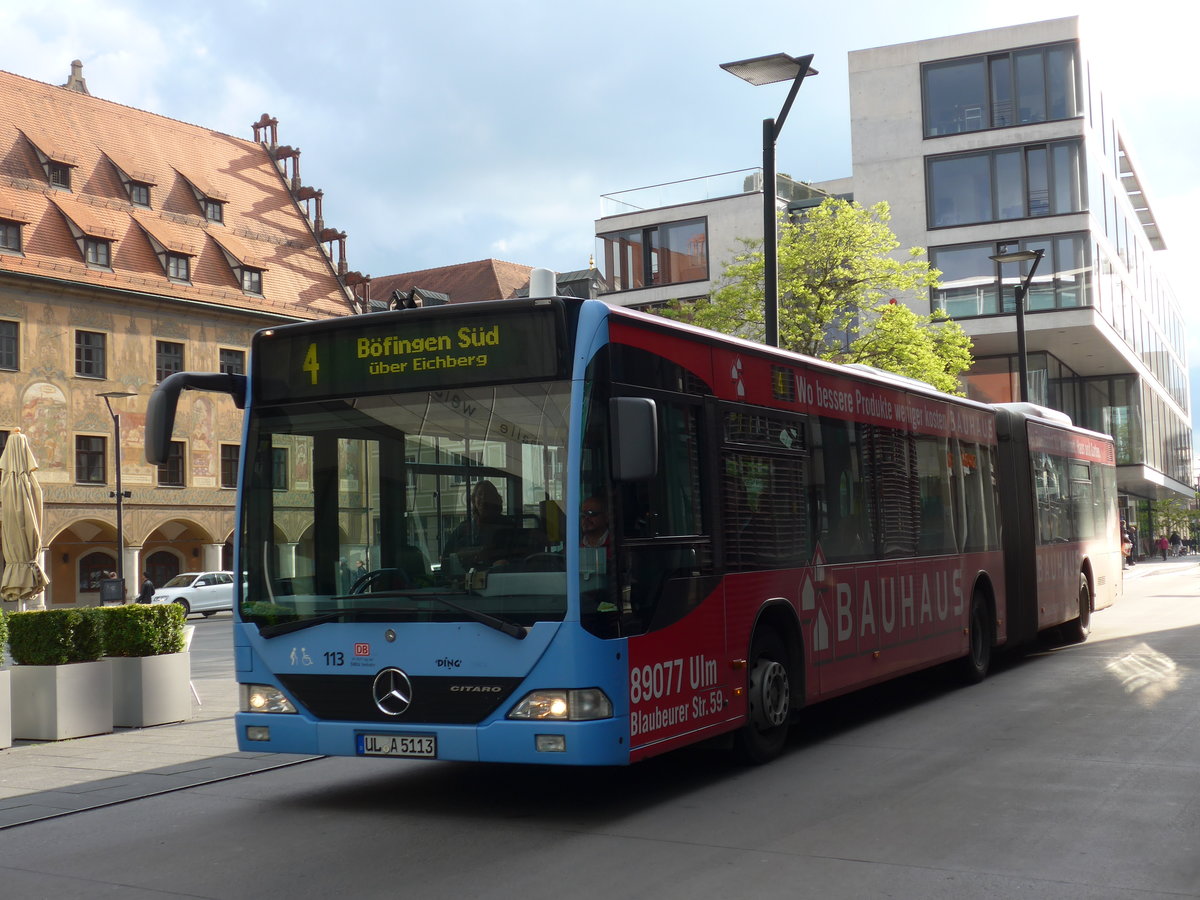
[241,601,295,627]
[7,607,106,666]
[0,611,7,667]
[98,603,185,657]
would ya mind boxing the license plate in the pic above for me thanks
[358,733,437,758]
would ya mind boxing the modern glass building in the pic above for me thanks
[840,17,1191,535]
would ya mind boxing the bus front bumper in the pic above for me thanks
[235,712,632,766]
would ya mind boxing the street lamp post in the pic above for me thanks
[720,52,817,349]
[97,390,136,594]
[989,248,1045,404]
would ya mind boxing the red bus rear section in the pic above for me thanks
[607,308,1118,763]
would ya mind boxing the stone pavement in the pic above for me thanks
[0,555,1194,829]
[0,652,318,829]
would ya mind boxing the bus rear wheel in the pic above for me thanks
[1062,574,1092,644]
[956,590,992,684]
[734,629,791,764]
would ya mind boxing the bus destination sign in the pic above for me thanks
[253,302,565,404]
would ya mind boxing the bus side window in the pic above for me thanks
[916,432,955,555]
[810,416,875,563]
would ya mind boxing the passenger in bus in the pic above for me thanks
[443,480,514,569]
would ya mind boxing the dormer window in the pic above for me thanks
[130,211,198,284]
[22,127,80,192]
[166,253,189,282]
[50,195,122,269]
[209,231,268,297]
[85,237,111,267]
[103,150,158,209]
[0,220,20,252]
[203,198,224,223]
[49,162,72,189]
[241,267,263,294]
[177,167,229,225]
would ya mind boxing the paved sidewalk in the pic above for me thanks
[0,555,1194,829]
[1120,553,1200,579]
[0,662,318,829]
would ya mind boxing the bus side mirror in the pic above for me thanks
[146,372,247,464]
[610,397,658,481]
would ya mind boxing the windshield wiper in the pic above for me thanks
[257,607,415,639]
[256,595,528,640]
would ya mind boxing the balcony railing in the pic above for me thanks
[600,168,826,217]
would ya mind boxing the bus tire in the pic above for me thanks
[956,590,992,684]
[1062,573,1092,644]
[734,629,791,764]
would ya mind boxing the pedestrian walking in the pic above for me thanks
[1157,535,1169,561]
[137,571,155,604]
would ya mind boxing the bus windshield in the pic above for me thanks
[240,380,571,633]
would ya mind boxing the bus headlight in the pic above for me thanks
[240,683,297,714]
[508,688,613,721]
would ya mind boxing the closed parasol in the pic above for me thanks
[1,430,48,610]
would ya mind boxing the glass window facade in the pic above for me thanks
[596,217,708,293]
[930,233,1090,317]
[923,41,1081,137]
[928,140,1083,228]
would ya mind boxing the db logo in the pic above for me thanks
[354,643,370,657]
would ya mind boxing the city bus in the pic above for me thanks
[146,282,1120,765]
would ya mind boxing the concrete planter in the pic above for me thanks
[11,660,113,741]
[0,669,11,749]
[109,652,191,727]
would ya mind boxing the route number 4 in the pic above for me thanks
[303,342,319,385]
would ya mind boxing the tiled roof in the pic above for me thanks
[0,66,352,319]
[369,259,535,305]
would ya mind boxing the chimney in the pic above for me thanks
[63,60,90,95]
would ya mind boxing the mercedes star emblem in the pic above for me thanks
[372,667,414,716]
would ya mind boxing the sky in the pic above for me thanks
[3,1,1197,422]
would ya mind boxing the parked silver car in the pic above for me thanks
[150,571,235,617]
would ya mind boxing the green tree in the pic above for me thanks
[664,197,973,394]
[1151,498,1189,539]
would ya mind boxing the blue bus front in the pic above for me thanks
[233,298,633,764]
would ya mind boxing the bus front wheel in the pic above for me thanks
[734,629,791,764]
[1062,574,1092,644]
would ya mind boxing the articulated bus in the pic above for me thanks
[146,286,1120,766]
